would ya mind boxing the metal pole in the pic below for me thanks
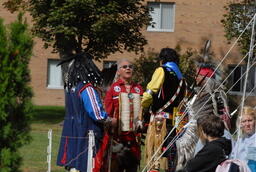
[47,129,52,172]
[240,13,256,115]
[235,13,256,159]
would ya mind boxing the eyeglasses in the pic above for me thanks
[120,65,133,69]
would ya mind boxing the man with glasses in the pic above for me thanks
[104,58,143,172]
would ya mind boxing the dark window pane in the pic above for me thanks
[103,61,116,69]
[232,67,241,91]
[246,66,255,92]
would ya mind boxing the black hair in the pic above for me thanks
[197,114,224,137]
[58,52,102,89]
[159,48,180,64]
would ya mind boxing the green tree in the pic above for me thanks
[221,0,256,56]
[133,49,159,88]
[175,46,197,86]
[0,14,33,172]
[3,0,151,61]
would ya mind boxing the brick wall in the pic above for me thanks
[1,0,254,106]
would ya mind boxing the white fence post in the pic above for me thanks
[87,130,95,172]
[47,129,52,172]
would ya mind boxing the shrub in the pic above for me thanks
[0,13,33,172]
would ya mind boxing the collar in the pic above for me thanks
[116,79,135,86]
[162,62,183,80]
[243,132,256,139]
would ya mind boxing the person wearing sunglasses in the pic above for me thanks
[142,48,187,172]
[104,58,143,172]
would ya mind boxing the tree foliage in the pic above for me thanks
[3,0,151,61]
[0,14,33,172]
[175,46,197,86]
[221,0,256,56]
[133,49,159,88]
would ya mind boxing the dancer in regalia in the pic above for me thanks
[141,48,187,172]
[56,53,116,172]
[104,58,143,172]
[175,40,231,171]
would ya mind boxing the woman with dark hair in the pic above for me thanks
[142,48,186,172]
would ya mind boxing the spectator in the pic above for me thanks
[230,106,256,172]
[180,115,232,172]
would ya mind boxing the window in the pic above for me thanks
[229,65,256,95]
[147,2,175,32]
[47,59,63,89]
[103,61,116,69]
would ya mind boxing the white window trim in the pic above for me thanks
[47,85,63,90]
[147,3,175,32]
[47,59,64,89]
[228,65,256,96]
[228,91,256,96]
[103,60,116,69]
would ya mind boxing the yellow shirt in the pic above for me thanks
[141,67,165,108]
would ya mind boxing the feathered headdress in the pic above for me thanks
[175,40,231,171]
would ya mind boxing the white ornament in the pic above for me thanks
[114,86,121,92]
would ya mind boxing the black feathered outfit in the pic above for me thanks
[56,53,111,172]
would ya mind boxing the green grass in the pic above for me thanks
[19,106,165,172]
[20,106,65,172]
[31,106,65,124]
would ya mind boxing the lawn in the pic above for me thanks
[19,106,164,172]
[20,106,66,172]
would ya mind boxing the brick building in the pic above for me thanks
[0,0,255,106]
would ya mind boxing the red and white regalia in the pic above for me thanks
[104,79,143,172]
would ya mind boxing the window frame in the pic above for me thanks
[47,59,64,89]
[147,2,176,32]
[103,60,116,69]
[228,64,256,96]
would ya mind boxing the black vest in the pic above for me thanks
[151,67,186,114]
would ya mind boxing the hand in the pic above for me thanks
[135,120,143,131]
[111,118,117,127]
[103,117,116,129]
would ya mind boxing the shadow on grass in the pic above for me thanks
[31,106,65,124]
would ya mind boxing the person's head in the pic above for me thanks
[238,106,256,136]
[196,67,215,86]
[60,52,103,89]
[159,48,179,65]
[116,58,133,82]
[197,114,225,142]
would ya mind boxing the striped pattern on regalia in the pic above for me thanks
[119,92,142,132]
